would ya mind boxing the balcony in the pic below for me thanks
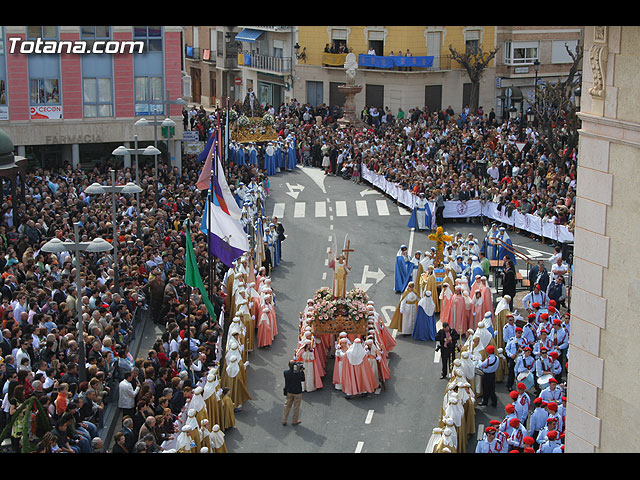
[320,52,453,72]
[237,26,291,33]
[238,53,291,74]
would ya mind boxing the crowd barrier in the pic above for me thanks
[361,165,574,244]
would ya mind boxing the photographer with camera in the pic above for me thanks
[435,322,460,380]
[282,359,305,426]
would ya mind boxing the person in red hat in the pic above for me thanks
[505,327,527,390]
[523,283,548,312]
[548,351,563,382]
[528,397,549,444]
[550,319,569,374]
[514,382,531,424]
[536,417,559,445]
[533,327,554,358]
[545,400,564,432]
[500,403,517,433]
[477,344,498,407]
[522,435,536,453]
[538,429,561,453]
[522,312,537,344]
[505,417,527,452]
[541,376,563,403]
[475,426,506,453]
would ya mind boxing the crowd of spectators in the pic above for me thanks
[0,123,266,452]
[281,101,577,234]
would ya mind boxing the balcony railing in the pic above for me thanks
[320,52,453,71]
[238,26,291,32]
[238,52,291,73]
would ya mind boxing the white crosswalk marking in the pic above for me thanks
[272,203,285,219]
[398,205,411,215]
[376,199,390,216]
[355,200,368,216]
[335,200,348,217]
[294,202,305,218]
[315,201,326,218]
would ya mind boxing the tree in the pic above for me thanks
[449,44,500,113]
[529,42,583,165]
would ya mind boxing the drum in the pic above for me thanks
[537,373,553,389]
[517,371,535,391]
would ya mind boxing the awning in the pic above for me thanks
[236,28,263,43]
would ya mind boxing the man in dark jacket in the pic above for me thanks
[282,360,305,425]
[435,323,460,379]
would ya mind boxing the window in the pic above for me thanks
[135,76,163,115]
[133,25,162,51]
[465,29,480,55]
[83,77,113,117]
[504,41,539,65]
[27,26,57,39]
[30,78,60,104]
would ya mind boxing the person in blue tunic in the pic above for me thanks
[248,143,258,165]
[286,140,297,171]
[496,227,517,266]
[412,290,437,341]
[236,144,246,167]
[264,143,276,176]
[394,245,411,293]
[275,143,284,172]
[482,223,500,261]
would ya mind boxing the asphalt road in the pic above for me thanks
[137,164,558,453]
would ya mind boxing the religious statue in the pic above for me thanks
[428,227,453,267]
[344,52,358,86]
[328,240,354,298]
[241,88,264,118]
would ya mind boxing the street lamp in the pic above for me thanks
[526,108,535,125]
[135,93,187,203]
[112,139,161,235]
[84,169,142,293]
[41,223,113,382]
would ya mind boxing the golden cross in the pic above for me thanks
[428,227,452,266]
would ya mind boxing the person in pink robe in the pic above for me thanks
[295,339,323,391]
[450,287,467,333]
[257,305,273,348]
[262,294,278,338]
[335,338,359,395]
[480,277,493,320]
[439,283,454,325]
[470,274,482,298]
[365,338,391,383]
[471,290,484,330]
[346,338,379,396]
[462,290,473,332]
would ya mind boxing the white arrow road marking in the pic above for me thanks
[353,265,385,292]
[360,188,378,197]
[299,165,327,193]
[381,306,395,328]
[285,183,305,199]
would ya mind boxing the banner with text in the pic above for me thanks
[361,165,574,243]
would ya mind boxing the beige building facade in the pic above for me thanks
[569,25,640,452]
